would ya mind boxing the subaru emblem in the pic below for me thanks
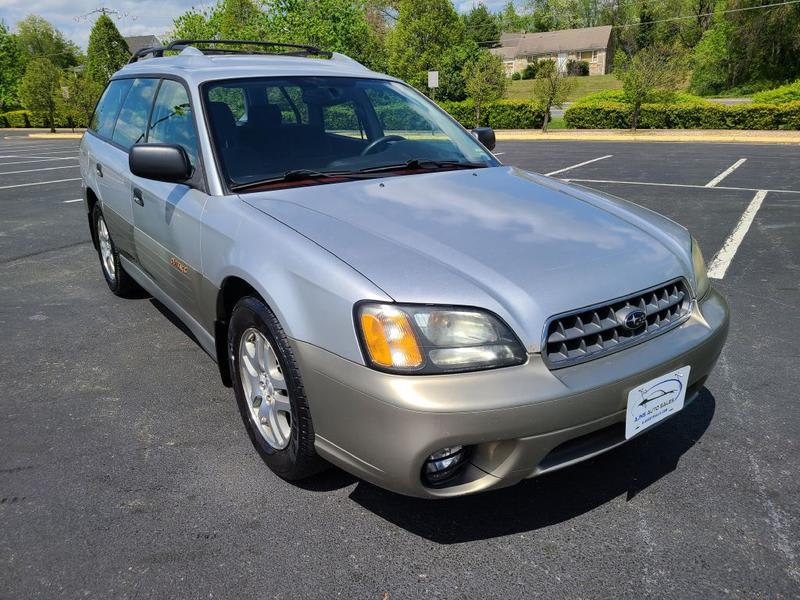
[617,307,646,330]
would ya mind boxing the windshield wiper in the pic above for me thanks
[357,159,488,174]
[230,169,375,191]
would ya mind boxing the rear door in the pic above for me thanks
[85,79,136,258]
[131,78,208,322]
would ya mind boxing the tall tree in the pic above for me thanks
[615,45,688,130]
[497,2,532,32]
[463,3,500,46]
[18,57,62,132]
[60,71,104,129]
[16,15,80,69]
[0,21,26,111]
[385,0,467,91]
[531,60,575,132]
[463,51,506,127]
[85,14,130,84]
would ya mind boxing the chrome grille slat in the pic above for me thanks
[543,279,692,369]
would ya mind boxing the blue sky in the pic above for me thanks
[0,1,518,49]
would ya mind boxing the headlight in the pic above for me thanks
[356,303,527,374]
[691,237,710,299]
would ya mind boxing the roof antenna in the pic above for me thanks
[74,7,138,22]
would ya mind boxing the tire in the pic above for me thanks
[228,296,326,480]
[92,204,141,297]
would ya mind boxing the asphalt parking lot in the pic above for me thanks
[1,134,799,598]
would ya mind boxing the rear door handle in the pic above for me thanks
[133,188,143,206]
[95,163,103,177]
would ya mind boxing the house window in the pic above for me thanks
[580,50,599,63]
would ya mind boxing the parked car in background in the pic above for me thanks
[80,40,729,498]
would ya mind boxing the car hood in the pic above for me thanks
[241,166,693,352]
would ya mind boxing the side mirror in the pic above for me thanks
[471,127,496,151]
[129,144,192,183]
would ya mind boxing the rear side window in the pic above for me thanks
[148,80,199,166]
[90,79,133,139]
[111,78,159,149]
[323,101,364,139]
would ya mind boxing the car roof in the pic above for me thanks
[114,48,396,86]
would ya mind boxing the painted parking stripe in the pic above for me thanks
[705,158,747,188]
[545,155,613,177]
[707,190,768,280]
[63,198,83,204]
[562,177,800,196]
[0,164,79,175]
[0,157,79,166]
[0,155,78,162]
[0,177,81,190]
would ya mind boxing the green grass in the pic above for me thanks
[505,74,622,102]
[545,116,567,129]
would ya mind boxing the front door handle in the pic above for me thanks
[95,163,103,178]
[133,188,143,206]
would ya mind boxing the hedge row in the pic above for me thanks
[752,79,800,104]
[439,99,546,130]
[0,109,84,129]
[564,101,800,130]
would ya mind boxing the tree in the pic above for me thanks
[497,2,532,32]
[19,58,62,132]
[463,3,499,46]
[615,45,688,130]
[463,51,506,127]
[85,14,130,84]
[60,71,104,130]
[16,15,80,69]
[385,0,467,91]
[531,60,575,132]
[0,21,26,111]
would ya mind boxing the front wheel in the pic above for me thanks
[92,204,141,297]
[228,296,326,480]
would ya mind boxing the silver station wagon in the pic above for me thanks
[80,40,729,498]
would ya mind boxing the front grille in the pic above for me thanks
[543,279,692,369]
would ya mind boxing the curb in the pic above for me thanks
[26,133,84,139]
[495,129,800,144]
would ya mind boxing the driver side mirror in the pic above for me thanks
[471,127,496,151]
[129,144,193,183]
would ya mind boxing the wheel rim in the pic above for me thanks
[96,214,116,283]
[238,328,292,450]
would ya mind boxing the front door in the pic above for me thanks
[131,79,207,321]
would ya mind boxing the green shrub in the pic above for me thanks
[566,59,589,76]
[440,99,545,129]
[564,99,800,130]
[752,80,800,104]
[521,63,538,80]
[511,72,522,81]
[1,110,32,127]
[572,89,710,106]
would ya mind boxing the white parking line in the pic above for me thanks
[545,155,613,177]
[707,190,768,279]
[0,165,79,175]
[0,178,81,190]
[0,155,78,162]
[4,148,79,156]
[705,158,747,188]
[562,177,800,195]
[0,157,79,166]
[62,198,83,204]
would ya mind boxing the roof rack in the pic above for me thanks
[128,39,333,63]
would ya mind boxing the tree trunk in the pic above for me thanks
[49,107,56,134]
[631,102,641,131]
[541,103,551,132]
[475,100,481,128]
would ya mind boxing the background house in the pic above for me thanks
[123,35,161,57]
[490,25,614,77]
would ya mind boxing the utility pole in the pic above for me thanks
[74,7,137,22]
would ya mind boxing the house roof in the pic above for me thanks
[491,25,613,59]
[124,35,161,56]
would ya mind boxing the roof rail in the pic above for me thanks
[128,39,333,63]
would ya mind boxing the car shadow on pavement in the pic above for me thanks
[346,388,716,544]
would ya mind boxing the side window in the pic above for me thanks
[364,87,437,135]
[148,80,199,166]
[278,85,309,124]
[323,101,365,139]
[90,79,133,139]
[111,78,159,149]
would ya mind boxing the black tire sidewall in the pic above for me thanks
[92,204,121,294]
[228,297,310,478]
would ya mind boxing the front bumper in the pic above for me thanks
[293,288,729,498]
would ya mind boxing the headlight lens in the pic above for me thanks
[357,303,527,374]
[691,237,710,299]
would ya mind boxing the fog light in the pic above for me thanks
[422,445,469,486]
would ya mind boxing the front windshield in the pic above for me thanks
[202,76,499,190]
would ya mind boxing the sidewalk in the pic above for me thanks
[496,129,800,144]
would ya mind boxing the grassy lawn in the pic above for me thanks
[505,74,622,102]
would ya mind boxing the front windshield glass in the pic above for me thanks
[202,77,499,190]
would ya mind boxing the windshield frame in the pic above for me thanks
[199,75,501,194]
